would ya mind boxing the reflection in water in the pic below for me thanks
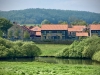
[35,57,100,65]
[0,57,100,65]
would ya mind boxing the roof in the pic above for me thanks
[36,32,41,36]
[68,25,86,32]
[76,32,88,36]
[68,28,83,32]
[90,24,100,30]
[30,26,41,31]
[41,24,68,30]
[73,25,86,29]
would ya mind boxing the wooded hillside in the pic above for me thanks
[0,8,100,24]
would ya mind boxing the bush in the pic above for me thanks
[82,36,100,58]
[0,37,41,58]
[92,51,100,62]
[21,43,41,57]
[57,36,100,61]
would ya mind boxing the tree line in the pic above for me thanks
[0,8,100,24]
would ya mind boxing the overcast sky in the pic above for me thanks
[0,0,100,13]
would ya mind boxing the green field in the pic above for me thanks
[36,44,67,56]
[0,62,100,75]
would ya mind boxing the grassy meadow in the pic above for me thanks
[36,44,67,56]
[0,62,100,75]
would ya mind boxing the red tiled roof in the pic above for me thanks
[68,25,86,32]
[36,32,41,36]
[68,28,83,32]
[73,25,86,29]
[76,32,88,36]
[41,24,68,30]
[90,24,100,30]
[30,26,41,31]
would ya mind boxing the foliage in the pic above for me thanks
[58,20,68,24]
[0,30,3,37]
[8,30,13,38]
[71,19,87,25]
[21,43,41,57]
[14,30,19,38]
[41,19,51,24]
[0,62,100,75]
[23,31,30,40]
[0,37,41,58]
[0,18,13,32]
[92,51,100,62]
[57,36,100,61]
[0,8,100,24]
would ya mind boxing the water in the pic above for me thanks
[0,57,100,65]
[35,57,100,65]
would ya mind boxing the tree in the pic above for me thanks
[0,18,13,33]
[23,31,30,40]
[70,20,87,25]
[21,43,41,57]
[58,20,67,24]
[92,21,98,24]
[41,19,51,24]
[98,21,100,24]
[0,30,3,37]
[14,30,19,39]
[8,30,13,38]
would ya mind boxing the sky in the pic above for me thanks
[0,0,100,13]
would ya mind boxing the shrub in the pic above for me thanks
[21,43,41,57]
[0,37,41,58]
[92,51,100,62]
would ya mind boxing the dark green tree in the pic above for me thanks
[0,18,13,33]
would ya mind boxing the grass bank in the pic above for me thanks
[0,62,100,75]
[36,44,67,56]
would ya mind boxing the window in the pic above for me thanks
[57,31,61,33]
[49,31,52,33]
[62,31,65,35]
[48,36,51,39]
[43,31,46,35]
[43,36,46,39]
[62,36,65,39]
[57,36,60,39]
[52,31,57,33]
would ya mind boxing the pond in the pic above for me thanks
[0,57,100,65]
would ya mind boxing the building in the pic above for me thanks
[76,32,88,39]
[41,24,68,40]
[30,26,41,40]
[8,23,100,41]
[8,23,41,40]
[8,23,24,40]
[89,24,100,37]
[68,25,87,39]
